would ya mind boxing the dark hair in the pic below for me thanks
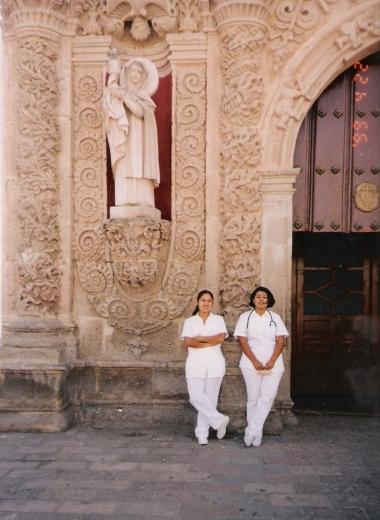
[249,286,275,308]
[192,290,214,316]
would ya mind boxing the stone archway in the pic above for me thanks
[259,0,380,419]
[263,1,380,170]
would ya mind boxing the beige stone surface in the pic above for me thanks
[0,0,379,430]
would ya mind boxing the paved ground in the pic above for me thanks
[0,414,378,520]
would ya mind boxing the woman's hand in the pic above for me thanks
[264,359,275,370]
[264,337,285,370]
[252,359,266,371]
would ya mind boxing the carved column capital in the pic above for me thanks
[3,2,76,39]
[260,168,300,196]
[213,0,270,33]
[167,32,207,63]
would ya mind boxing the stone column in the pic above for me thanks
[214,1,270,326]
[214,2,295,432]
[0,4,77,431]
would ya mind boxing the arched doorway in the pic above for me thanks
[291,52,380,413]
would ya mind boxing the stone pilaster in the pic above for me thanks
[0,4,77,431]
[214,1,270,327]
[260,169,300,429]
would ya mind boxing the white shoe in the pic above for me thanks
[252,435,262,447]
[197,438,208,445]
[216,416,229,440]
[244,431,254,447]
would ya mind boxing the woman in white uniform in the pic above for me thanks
[234,286,289,448]
[181,290,230,445]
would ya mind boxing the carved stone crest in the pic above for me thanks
[104,218,170,291]
[355,182,379,212]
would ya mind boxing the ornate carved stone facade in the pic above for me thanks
[1,0,379,431]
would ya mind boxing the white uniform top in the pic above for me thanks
[181,313,228,378]
[234,309,289,373]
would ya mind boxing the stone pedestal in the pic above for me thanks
[110,205,161,220]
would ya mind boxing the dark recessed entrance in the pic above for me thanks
[291,232,379,413]
[291,51,380,413]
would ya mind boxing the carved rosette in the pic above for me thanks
[73,58,206,335]
[215,2,270,325]
[13,35,62,316]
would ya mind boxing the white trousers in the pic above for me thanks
[186,377,225,439]
[241,368,284,437]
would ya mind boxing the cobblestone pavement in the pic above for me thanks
[0,414,378,520]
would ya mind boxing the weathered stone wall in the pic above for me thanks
[1,0,379,431]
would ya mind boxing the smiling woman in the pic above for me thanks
[181,290,230,445]
[234,287,289,448]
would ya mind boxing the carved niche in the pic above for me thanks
[73,56,206,336]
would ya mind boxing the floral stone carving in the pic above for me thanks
[217,15,268,325]
[15,36,61,316]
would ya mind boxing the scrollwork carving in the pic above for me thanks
[269,0,340,71]
[78,262,114,294]
[73,55,206,337]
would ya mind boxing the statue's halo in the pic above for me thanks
[120,58,159,96]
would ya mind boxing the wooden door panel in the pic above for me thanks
[293,52,380,233]
[291,233,379,412]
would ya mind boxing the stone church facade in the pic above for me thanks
[1,0,379,431]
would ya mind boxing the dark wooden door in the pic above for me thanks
[291,233,379,412]
[291,51,380,412]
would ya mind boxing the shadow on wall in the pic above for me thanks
[344,315,380,414]
[346,367,380,413]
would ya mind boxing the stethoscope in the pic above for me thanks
[246,308,277,334]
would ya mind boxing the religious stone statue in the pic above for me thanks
[104,50,161,219]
